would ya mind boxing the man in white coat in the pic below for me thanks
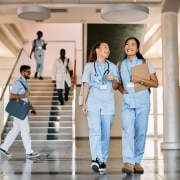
[52,49,73,105]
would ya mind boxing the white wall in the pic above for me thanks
[21,23,83,77]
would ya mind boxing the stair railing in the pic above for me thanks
[0,48,30,136]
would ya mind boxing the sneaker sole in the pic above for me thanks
[134,169,144,174]
[122,168,133,176]
[26,154,40,159]
[91,164,99,173]
[0,150,12,157]
[99,168,106,172]
[99,170,106,175]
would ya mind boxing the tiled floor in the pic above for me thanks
[0,138,179,180]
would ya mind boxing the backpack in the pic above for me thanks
[117,59,151,93]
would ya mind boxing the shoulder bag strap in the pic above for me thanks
[19,80,28,91]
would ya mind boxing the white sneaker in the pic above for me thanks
[26,152,40,158]
[0,148,12,157]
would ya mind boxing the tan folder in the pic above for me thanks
[131,63,150,92]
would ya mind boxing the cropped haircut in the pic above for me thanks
[20,65,31,73]
[37,31,43,36]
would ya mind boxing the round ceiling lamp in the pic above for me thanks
[101,4,149,23]
[17,5,51,22]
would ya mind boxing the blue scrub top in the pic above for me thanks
[11,76,29,103]
[33,39,45,55]
[119,58,156,108]
[82,60,118,115]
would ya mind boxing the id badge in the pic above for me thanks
[127,82,134,87]
[100,84,107,89]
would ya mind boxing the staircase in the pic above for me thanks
[2,77,74,147]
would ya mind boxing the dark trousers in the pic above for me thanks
[57,81,70,105]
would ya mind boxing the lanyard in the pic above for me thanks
[126,58,138,78]
[96,63,105,83]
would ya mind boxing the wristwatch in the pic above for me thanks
[141,79,144,85]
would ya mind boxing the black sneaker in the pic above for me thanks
[39,76,43,80]
[91,158,100,173]
[99,162,106,174]
[0,148,12,157]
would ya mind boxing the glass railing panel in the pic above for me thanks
[0,49,30,135]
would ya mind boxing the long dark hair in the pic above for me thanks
[122,37,145,60]
[88,41,108,62]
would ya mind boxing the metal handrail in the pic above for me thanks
[0,48,23,101]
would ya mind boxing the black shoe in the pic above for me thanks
[34,72,38,78]
[99,162,106,174]
[91,158,100,173]
[39,76,43,80]
[65,96,68,101]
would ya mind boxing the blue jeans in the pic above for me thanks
[56,81,70,105]
[34,53,44,76]
[87,111,114,163]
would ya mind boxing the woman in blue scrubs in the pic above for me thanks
[118,37,159,175]
[81,41,118,174]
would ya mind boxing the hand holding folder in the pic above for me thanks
[131,63,150,92]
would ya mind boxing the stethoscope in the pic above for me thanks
[94,60,110,77]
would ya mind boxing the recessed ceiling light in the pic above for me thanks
[101,4,149,22]
[17,5,51,22]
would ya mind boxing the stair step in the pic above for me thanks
[30,92,73,96]
[31,102,73,105]
[4,127,72,133]
[9,116,73,121]
[6,121,73,127]
[33,106,72,110]
[6,140,73,147]
[2,133,72,140]
[30,97,73,101]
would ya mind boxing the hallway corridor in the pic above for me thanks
[0,138,178,180]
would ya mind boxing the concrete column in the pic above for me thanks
[161,12,180,149]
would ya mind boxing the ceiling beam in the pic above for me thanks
[142,26,161,54]
[0,25,20,55]
[161,0,180,13]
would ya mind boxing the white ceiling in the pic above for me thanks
[0,0,163,24]
[0,0,179,59]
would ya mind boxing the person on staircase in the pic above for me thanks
[0,65,40,158]
[29,30,47,80]
[51,48,73,105]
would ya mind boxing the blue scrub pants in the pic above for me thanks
[87,111,114,164]
[121,105,150,165]
[34,53,44,77]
